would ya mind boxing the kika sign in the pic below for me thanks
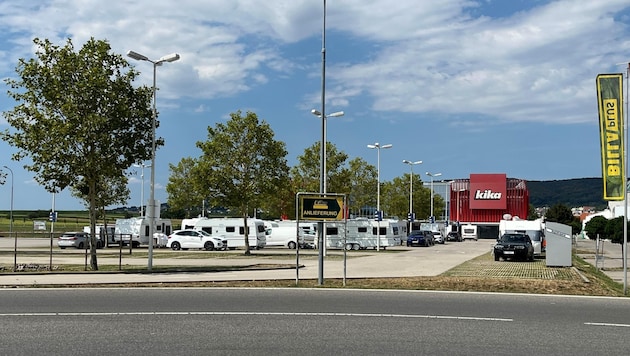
[299,195,344,221]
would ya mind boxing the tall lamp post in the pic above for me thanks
[368,142,392,251]
[2,166,13,235]
[402,160,422,223]
[133,163,151,217]
[426,172,442,223]
[127,50,180,271]
[311,109,345,194]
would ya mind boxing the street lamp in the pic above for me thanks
[368,142,392,251]
[127,50,180,271]
[133,163,151,217]
[311,109,344,193]
[402,160,422,223]
[2,166,13,235]
[426,172,442,223]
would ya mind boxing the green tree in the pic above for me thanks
[346,157,377,217]
[545,203,581,235]
[195,110,289,255]
[1,38,154,270]
[290,142,349,194]
[166,157,205,218]
[584,216,608,240]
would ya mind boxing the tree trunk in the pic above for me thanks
[242,214,251,256]
[89,180,98,270]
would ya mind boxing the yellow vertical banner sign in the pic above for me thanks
[597,73,625,200]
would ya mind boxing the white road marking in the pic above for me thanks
[0,311,513,321]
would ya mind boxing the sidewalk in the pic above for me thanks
[574,239,629,284]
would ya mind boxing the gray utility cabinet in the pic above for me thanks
[545,221,572,267]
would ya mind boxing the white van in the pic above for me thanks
[263,220,315,249]
[185,217,266,250]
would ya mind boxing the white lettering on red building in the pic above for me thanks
[474,189,502,200]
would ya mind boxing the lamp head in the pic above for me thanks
[127,50,148,61]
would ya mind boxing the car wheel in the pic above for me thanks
[204,241,215,251]
[288,241,297,249]
[494,254,500,261]
[352,244,360,251]
[406,242,410,247]
[78,242,84,249]
[171,241,181,251]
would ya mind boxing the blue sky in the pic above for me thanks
[1,0,630,210]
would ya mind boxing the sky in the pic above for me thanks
[1,0,630,211]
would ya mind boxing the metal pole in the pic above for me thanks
[317,0,327,285]
[409,166,413,218]
[146,62,157,271]
[377,146,381,252]
[3,166,13,234]
[624,63,629,295]
[430,176,434,221]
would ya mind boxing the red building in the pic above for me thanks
[450,174,529,238]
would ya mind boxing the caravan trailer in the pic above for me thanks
[318,218,403,250]
[114,217,172,248]
[185,217,266,250]
[370,219,405,248]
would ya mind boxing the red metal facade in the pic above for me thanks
[450,177,528,223]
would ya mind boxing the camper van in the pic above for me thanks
[461,224,478,241]
[263,220,315,249]
[114,217,172,248]
[182,217,266,250]
[499,218,545,256]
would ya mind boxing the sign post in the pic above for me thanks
[296,192,346,285]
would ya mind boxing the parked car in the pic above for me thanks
[57,232,103,249]
[493,233,534,261]
[166,229,227,251]
[432,231,445,244]
[406,231,434,247]
[446,231,462,242]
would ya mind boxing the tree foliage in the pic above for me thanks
[195,110,289,254]
[166,157,205,218]
[1,37,154,269]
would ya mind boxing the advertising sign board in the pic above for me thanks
[469,173,507,210]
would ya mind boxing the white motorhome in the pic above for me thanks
[263,220,315,249]
[183,217,266,250]
[113,217,172,248]
[499,218,545,256]
[461,224,478,241]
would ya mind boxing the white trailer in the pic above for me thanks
[113,217,172,248]
[499,218,545,256]
[461,224,478,241]
[263,220,315,249]
[184,217,266,250]
[316,218,403,250]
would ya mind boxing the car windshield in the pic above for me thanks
[500,234,528,243]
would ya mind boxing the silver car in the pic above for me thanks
[432,231,445,244]
[57,232,103,249]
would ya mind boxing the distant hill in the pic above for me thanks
[526,178,607,209]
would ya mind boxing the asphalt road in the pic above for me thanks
[0,288,628,355]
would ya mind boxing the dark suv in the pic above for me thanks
[493,233,534,261]
[407,231,434,247]
[446,231,462,242]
